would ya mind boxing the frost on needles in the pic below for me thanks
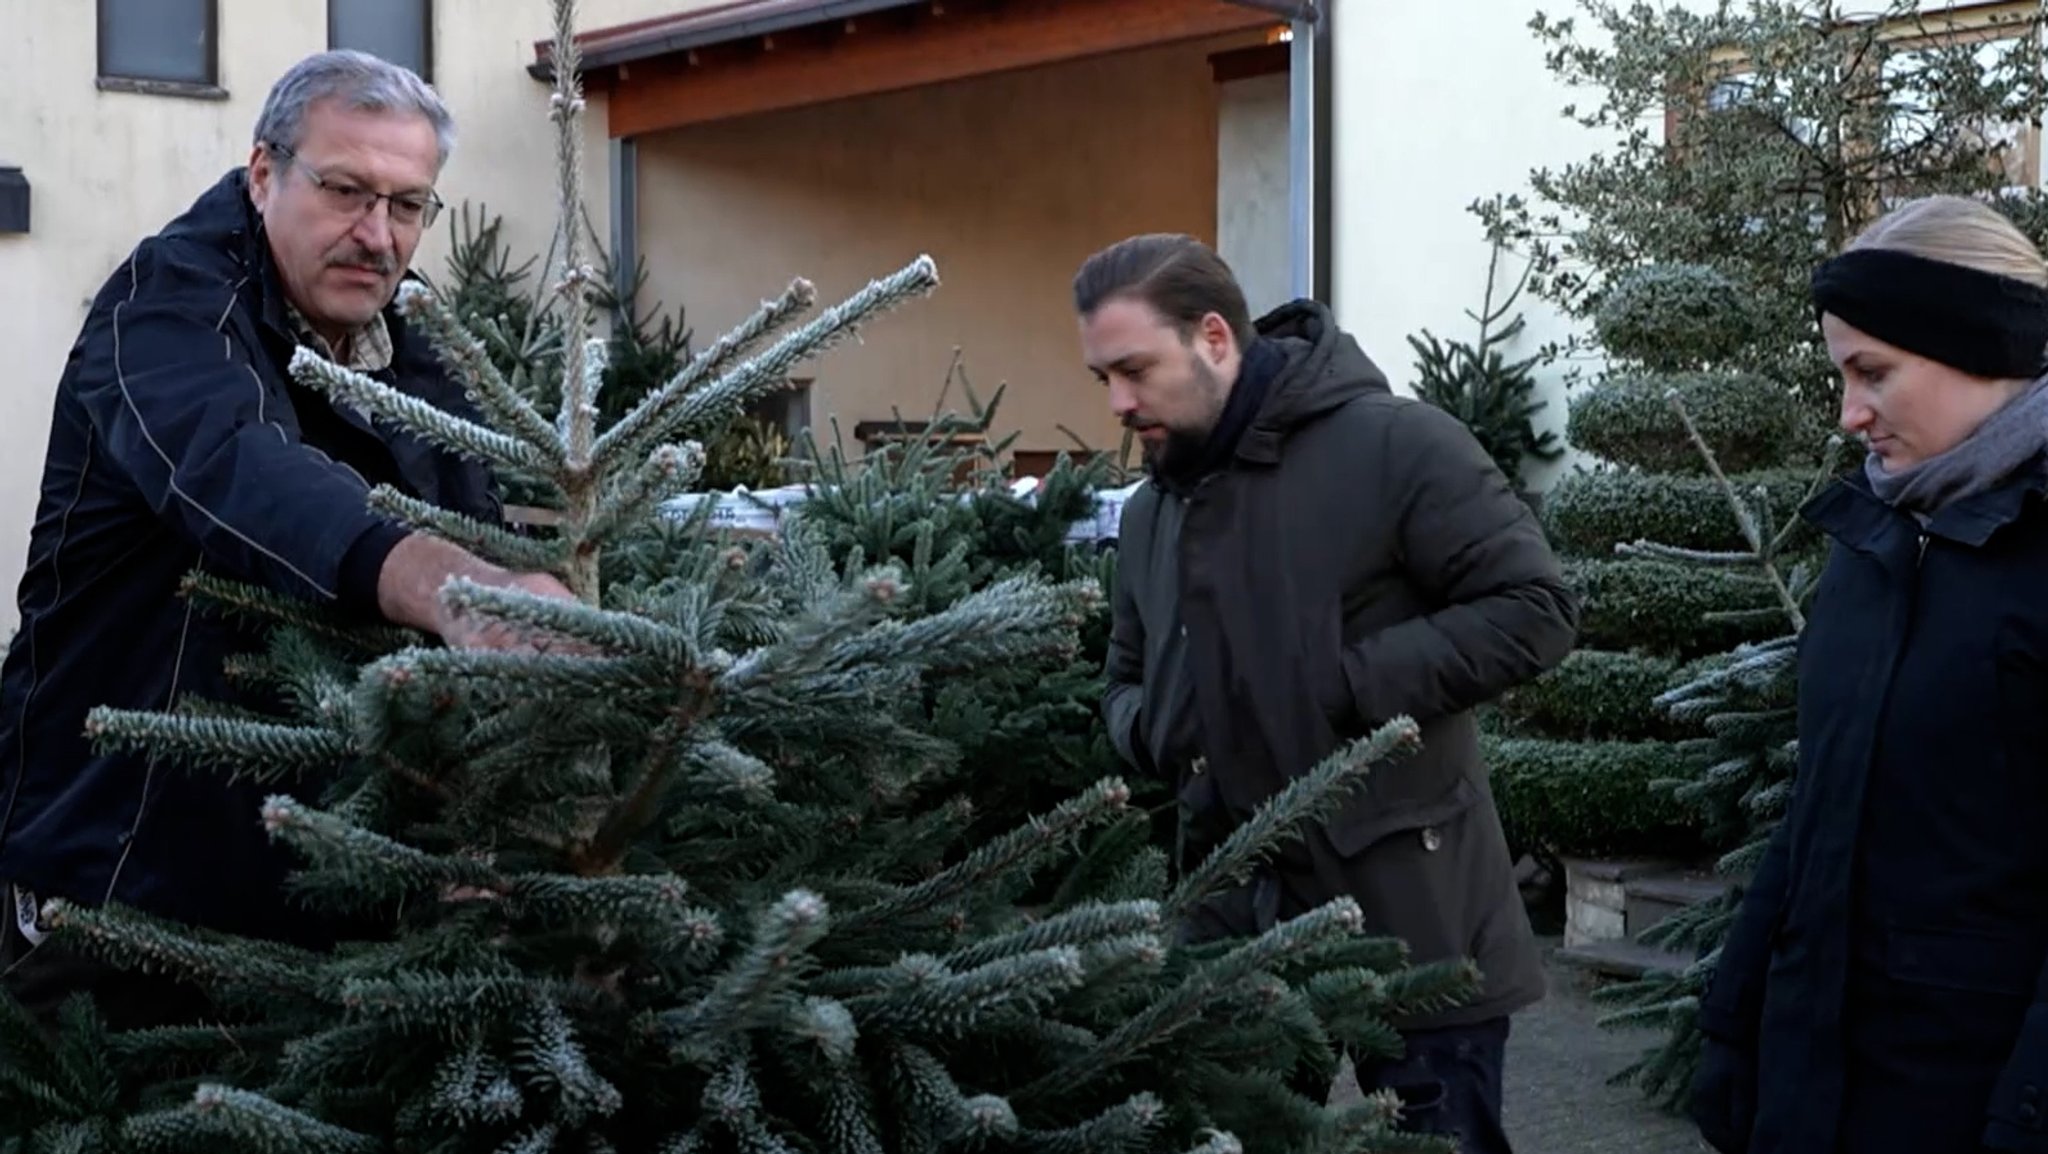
[0,2,1480,1151]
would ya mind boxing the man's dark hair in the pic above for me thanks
[1072,233,1256,349]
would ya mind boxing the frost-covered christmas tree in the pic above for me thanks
[0,4,1478,1151]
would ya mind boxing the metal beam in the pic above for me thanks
[608,136,639,317]
[1224,0,1317,19]
[1311,0,1333,306]
[1283,1,1328,303]
[1286,24,1311,300]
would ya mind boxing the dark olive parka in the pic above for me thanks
[1103,300,1579,1030]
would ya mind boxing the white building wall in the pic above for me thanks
[1328,0,1648,491]
[1217,72,1293,319]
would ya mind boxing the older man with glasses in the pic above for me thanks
[0,50,571,1029]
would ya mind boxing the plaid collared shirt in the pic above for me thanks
[286,304,393,373]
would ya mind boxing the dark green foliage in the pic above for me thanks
[1591,264,1757,372]
[1652,635,1801,871]
[788,386,1100,617]
[1481,735,1701,861]
[1580,390,1842,1111]
[1563,559,1784,658]
[1492,649,1685,743]
[698,418,795,494]
[1586,887,1739,1109]
[1487,389,1816,858]
[435,201,693,435]
[1995,189,2048,252]
[1474,0,2048,413]
[1572,468,1829,1114]
[1541,467,1817,557]
[1406,229,1563,486]
[1481,356,1815,871]
[1565,371,1806,475]
[1483,317,1813,859]
[764,397,1151,885]
[433,204,550,377]
[0,572,1470,1151]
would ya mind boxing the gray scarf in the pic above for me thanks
[1865,372,2048,517]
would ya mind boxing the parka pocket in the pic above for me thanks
[1324,774,1479,860]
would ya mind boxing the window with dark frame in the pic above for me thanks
[329,0,434,82]
[97,0,218,91]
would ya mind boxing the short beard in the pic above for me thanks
[1136,358,1229,476]
[1140,427,1208,473]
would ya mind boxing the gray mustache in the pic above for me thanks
[329,252,394,275]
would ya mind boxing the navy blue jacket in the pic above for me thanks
[1694,460,2048,1154]
[0,169,498,948]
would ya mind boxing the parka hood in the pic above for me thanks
[1235,299,1392,459]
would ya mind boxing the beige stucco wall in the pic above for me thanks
[0,0,691,633]
[631,38,1236,464]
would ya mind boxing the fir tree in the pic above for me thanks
[1405,224,1564,492]
[0,3,1480,1150]
[769,371,1145,858]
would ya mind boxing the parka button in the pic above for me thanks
[1421,827,1442,852]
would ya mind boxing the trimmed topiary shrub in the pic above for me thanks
[1484,735,1702,860]
[1593,263,1757,372]
[1494,649,1687,742]
[1567,371,1804,474]
[1542,467,1818,556]
[1565,558,1784,657]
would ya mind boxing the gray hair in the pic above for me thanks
[253,50,456,171]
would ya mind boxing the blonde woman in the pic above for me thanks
[1691,194,2048,1154]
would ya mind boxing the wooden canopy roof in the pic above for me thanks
[532,0,1304,137]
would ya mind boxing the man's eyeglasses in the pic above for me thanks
[266,142,443,229]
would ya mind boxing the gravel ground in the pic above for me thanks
[1495,951,1710,1153]
[1332,939,1711,1153]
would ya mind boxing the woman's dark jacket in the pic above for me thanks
[1692,458,2048,1154]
